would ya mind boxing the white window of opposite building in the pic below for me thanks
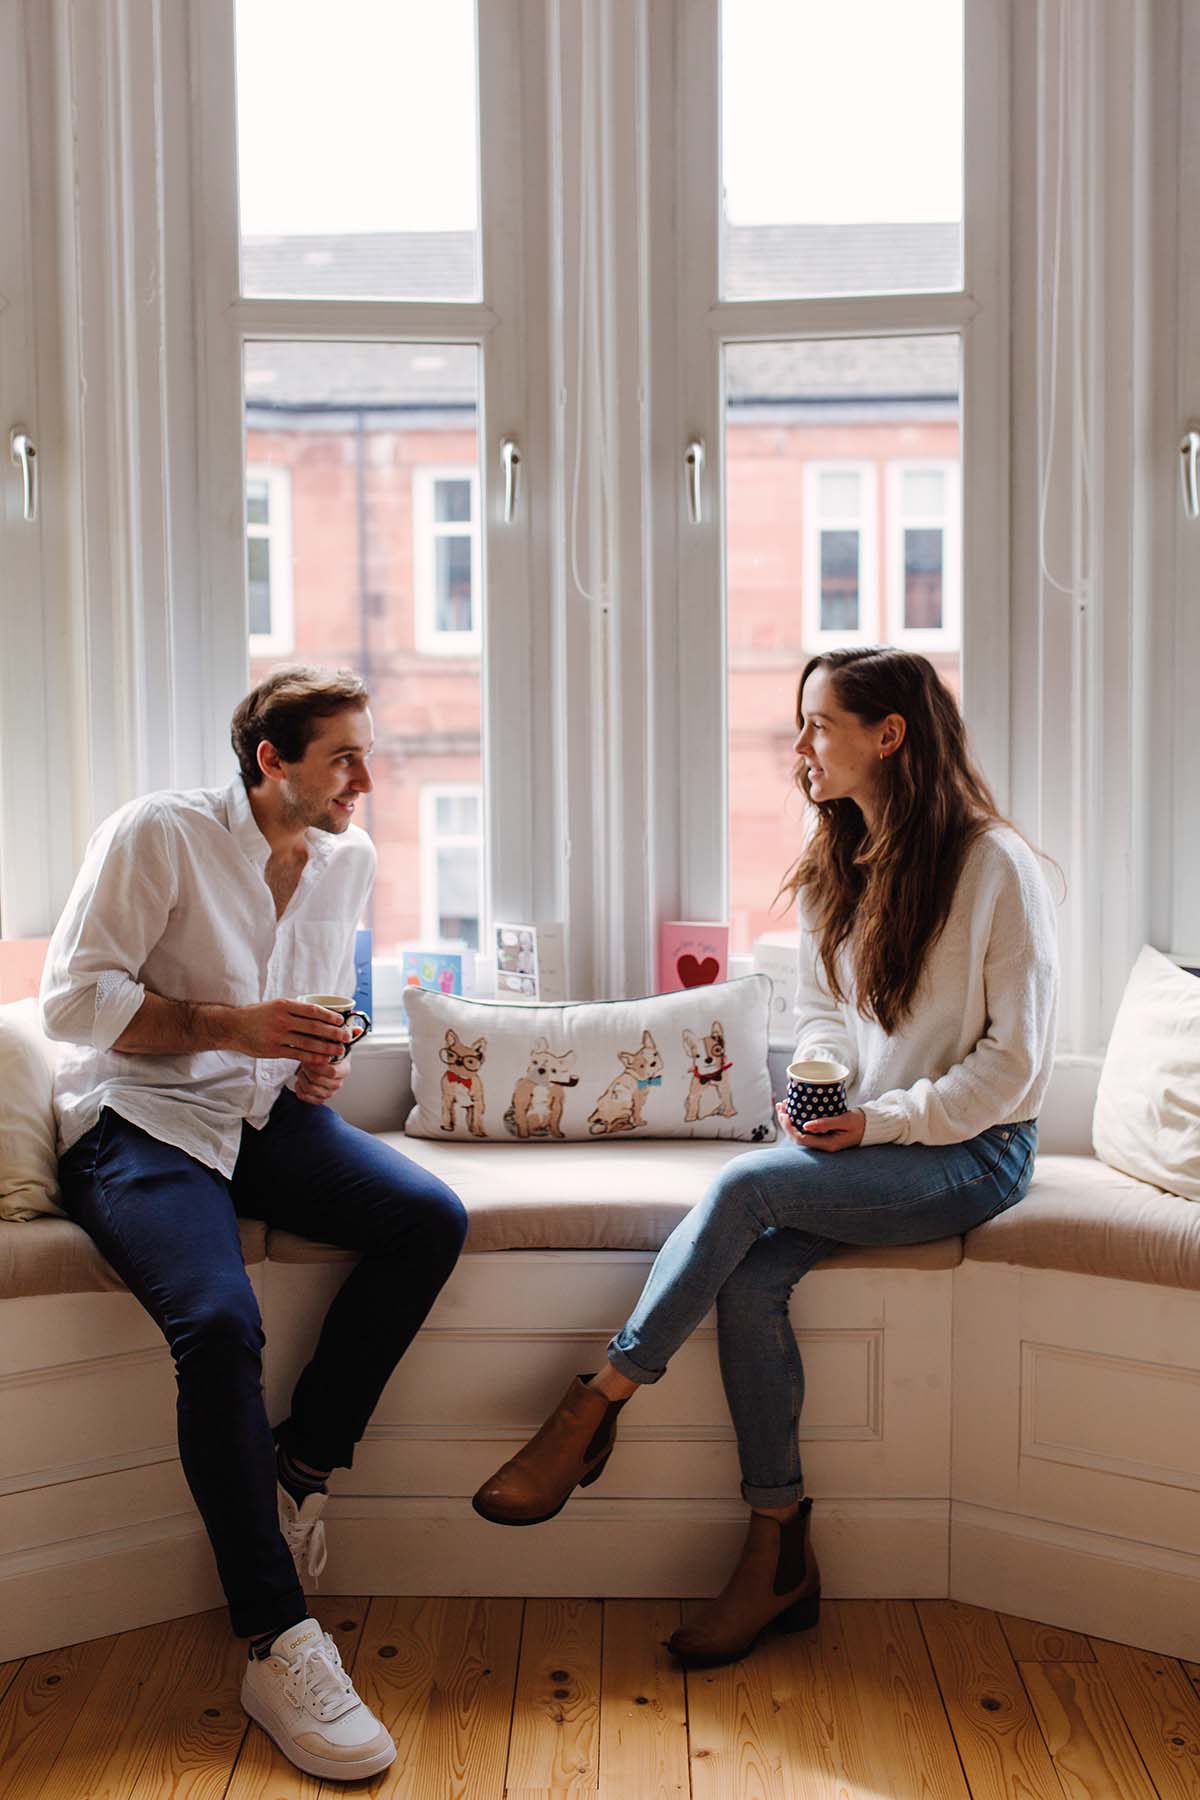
[412,468,481,656]
[803,463,877,647]
[419,785,483,951]
[245,466,294,658]
[886,460,960,651]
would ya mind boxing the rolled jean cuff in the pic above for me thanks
[606,1337,664,1385]
[741,1478,804,1509]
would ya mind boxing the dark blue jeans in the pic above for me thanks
[57,1090,468,1639]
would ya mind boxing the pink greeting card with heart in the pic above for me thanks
[657,921,729,994]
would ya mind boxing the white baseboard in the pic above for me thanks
[0,1518,223,1661]
[950,1501,1200,1661]
[319,1494,949,1603]
[0,1495,949,1661]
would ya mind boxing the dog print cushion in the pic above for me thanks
[402,975,776,1143]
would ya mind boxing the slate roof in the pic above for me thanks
[242,224,960,414]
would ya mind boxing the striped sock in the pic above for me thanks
[276,1440,330,1507]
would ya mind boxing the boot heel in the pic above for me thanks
[578,1450,611,1489]
[775,1589,820,1634]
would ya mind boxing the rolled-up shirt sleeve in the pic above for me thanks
[40,803,177,1051]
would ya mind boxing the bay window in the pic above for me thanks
[17,0,1185,1060]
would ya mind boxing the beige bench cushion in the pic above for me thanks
[0,1215,267,1300]
[267,1136,962,1269]
[965,1153,1200,1291]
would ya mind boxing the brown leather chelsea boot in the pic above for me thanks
[471,1376,626,1526]
[667,1498,820,1667]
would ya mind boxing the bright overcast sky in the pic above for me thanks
[235,0,962,237]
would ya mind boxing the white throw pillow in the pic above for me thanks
[0,997,66,1220]
[1092,946,1200,1201]
[403,975,777,1143]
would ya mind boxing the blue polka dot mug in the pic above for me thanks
[785,1059,849,1131]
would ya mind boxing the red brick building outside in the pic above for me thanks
[245,229,961,973]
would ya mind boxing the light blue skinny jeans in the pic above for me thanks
[608,1121,1038,1507]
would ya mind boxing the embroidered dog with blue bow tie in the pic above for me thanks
[587,1030,662,1135]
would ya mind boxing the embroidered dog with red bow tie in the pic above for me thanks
[682,1021,736,1123]
[439,1029,488,1137]
[587,1029,663,1136]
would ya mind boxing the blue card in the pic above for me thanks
[354,928,373,1018]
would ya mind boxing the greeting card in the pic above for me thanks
[657,921,729,994]
[494,921,566,1002]
[354,928,373,1019]
[402,949,464,996]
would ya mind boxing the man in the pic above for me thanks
[40,666,467,1783]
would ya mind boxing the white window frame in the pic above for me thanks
[419,783,484,947]
[802,460,878,647]
[885,458,961,651]
[667,0,1010,943]
[412,466,482,656]
[245,463,294,657]
[190,0,546,968]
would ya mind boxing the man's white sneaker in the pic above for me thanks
[277,1483,328,1586]
[240,1618,396,1781]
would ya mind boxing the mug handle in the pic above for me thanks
[333,1010,371,1062]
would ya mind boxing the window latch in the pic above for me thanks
[501,436,521,524]
[685,439,705,525]
[9,428,37,523]
[1180,428,1200,520]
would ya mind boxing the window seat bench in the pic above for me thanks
[3,1133,1198,1665]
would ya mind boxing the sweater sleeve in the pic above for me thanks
[792,892,857,1080]
[858,848,1059,1147]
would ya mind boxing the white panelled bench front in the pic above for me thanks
[2,1130,1199,1663]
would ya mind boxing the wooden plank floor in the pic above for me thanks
[3,1599,1200,1800]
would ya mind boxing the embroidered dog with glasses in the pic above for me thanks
[439,1029,488,1137]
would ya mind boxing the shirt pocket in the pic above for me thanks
[287,921,353,1000]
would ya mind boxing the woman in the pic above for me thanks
[472,647,1058,1668]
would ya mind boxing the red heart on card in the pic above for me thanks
[677,954,719,988]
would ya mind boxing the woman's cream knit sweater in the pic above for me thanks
[793,825,1060,1147]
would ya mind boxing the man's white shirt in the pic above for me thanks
[41,777,377,1174]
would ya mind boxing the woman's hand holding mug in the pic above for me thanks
[777,1105,867,1152]
[777,1058,865,1152]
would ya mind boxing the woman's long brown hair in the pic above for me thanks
[777,647,1007,1035]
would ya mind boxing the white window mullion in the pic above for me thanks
[960,0,1011,814]
[476,0,537,939]
[674,0,726,925]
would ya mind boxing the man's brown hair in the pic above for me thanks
[231,666,369,788]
